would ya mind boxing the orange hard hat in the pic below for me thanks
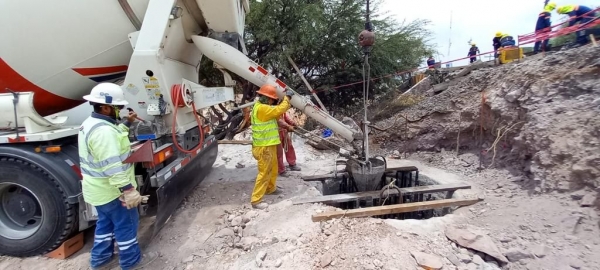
[256,84,278,99]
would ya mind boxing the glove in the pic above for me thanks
[285,89,295,97]
[120,189,143,209]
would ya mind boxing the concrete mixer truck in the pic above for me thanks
[0,0,360,257]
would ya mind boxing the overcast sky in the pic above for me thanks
[382,0,598,67]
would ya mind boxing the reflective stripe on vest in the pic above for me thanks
[251,103,281,147]
[78,118,132,178]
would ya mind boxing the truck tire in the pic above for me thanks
[0,157,77,257]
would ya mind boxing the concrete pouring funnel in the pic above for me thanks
[347,158,386,192]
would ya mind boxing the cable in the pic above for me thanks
[170,84,205,154]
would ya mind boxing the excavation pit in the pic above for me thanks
[318,166,456,220]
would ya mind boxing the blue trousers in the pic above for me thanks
[90,198,142,270]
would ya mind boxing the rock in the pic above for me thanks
[532,244,548,258]
[410,251,444,270]
[465,263,479,270]
[231,216,243,226]
[373,259,383,268]
[580,194,596,207]
[245,210,258,219]
[236,236,259,251]
[505,89,522,102]
[392,150,400,156]
[227,215,235,222]
[445,226,508,263]
[242,216,251,224]
[319,253,333,268]
[255,250,267,267]
[457,253,472,263]
[274,259,282,268]
[216,228,235,238]
[472,254,485,265]
[570,190,586,200]
[182,255,194,263]
[569,258,583,269]
[447,253,461,266]
[503,248,534,262]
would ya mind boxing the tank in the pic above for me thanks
[0,0,150,118]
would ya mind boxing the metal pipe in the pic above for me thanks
[232,101,256,110]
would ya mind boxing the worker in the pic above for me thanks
[79,83,157,270]
[277,112,301,176]
[500,33,516,47]
[534,2,556,53]
[468,43,480,63]
[493,32,502,58]
[557,5,596,46]
[250,84,293,209]
[426,56,436,69]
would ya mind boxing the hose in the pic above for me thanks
[282,130,290,153]
[170,84,205,154]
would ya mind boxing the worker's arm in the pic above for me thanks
[277,116,292,130]
[88,126,133,189]
[284,113,296,126]
[256,96,292,122]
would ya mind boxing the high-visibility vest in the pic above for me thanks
[78,116,136,206]
[251,103,281,147]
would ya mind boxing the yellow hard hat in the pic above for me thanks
[545,2,557,11]
[495,32,502,37]
[471,43,476,46]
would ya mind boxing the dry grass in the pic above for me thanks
[372,93,424,121]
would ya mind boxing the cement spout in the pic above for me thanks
[192,35,358,143]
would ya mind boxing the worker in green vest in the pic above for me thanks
[250,84,293,209]
[79,83,156,270]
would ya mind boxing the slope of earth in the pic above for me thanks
[374,45,600,193]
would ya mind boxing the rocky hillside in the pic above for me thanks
[374,45,600,193]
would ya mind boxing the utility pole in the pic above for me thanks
[358,0,375,161]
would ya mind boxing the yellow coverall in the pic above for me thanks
[250,97,291,205]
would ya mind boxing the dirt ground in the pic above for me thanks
[1,132,598,270]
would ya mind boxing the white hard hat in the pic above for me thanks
[83,83,129,106]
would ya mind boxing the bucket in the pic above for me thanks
[346,158,386,192]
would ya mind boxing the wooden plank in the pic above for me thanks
[293,183,471,205]
[301,165,419,182]
[311,198,481,222]
[218,140,252,145]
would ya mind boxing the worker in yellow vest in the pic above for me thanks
[250,84,293,209]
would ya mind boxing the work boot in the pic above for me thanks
[288,165,301,171]
[90,256,119,270]
[267,188,283,195]
[129,251,159,270]
[252,202,269,210]
[279,171,288,177]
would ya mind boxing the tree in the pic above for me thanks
[243,0,435,116]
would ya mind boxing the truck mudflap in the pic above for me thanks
[152,137,218,235]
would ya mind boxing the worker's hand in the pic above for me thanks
[126,111,138,123]
[285,89,294,97]
[286,125,295,132]
[120,189,143,209]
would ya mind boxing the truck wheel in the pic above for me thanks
[0,157,76,257]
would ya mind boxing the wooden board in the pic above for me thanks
[311,198,481,222]
[293,183,471,205]
[302,166,419,182]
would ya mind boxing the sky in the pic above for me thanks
[381,0,598,67]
